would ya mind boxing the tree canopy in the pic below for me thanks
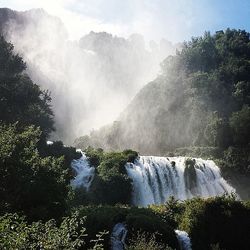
[0,36,54,140]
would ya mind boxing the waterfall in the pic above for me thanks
[70,150,95,190]
[175,230,192,250]
[125,156,236,206]
[110,223,128,250]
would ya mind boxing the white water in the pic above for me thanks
[175,230,192,250]
[110,223,128,250]
[125,156,236,206]
[70,150,95,190]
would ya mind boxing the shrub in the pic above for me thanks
[0,124,71,221]
[128,232,173,250]
[179,196,250,250]
[221,146,250,174]
[0,212,87,249]
[75,206,179,250]
[82,149,138,206]
[126,208,179,249]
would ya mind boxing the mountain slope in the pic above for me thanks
[75,29,250,157]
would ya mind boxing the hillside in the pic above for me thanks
[75,29,250,157]
[0,8,178,144]
[0,20,250,250]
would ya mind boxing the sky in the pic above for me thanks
[1,0,250,43]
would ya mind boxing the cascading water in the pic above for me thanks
[175,230,192,250]
[125,156,236,206]
[70,150,95,190]
[110,223,128,250]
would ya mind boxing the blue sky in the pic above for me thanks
[1,0,250,42]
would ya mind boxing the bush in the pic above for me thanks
[75,205,179,250]
[40,140,81,181]
[221,146,250,174]
[79,149,138,206]
[128,232,173,250]
[179,195,250,250]
[150,196,185,229]
[89,175,132,205]
[230,105,250,146]
[0,36,54,140]
[126,208,179,249]
[0,124,71,221]
[85,147,104,168]
[76,206,127,249]
[0,212,87,249]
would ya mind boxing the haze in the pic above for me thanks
[1,0,249,144]
[2,0,250,42]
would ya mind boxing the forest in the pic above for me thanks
[0,28,250,250]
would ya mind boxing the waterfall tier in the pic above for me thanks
[175,230,192,250]
[70,150,95,190]
[111,223,128,250]
[125,156,236,206]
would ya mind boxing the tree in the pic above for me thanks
[0,123,70,221]
[204,112,232,148]
[230,105,250,145]
[0,36,54,140]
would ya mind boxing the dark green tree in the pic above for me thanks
[0,123,70,221]
[230,105,250,146]
[0,36,54,140]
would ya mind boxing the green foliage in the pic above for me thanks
[75,206,124,249]
[150,196,183,229]
[221,146,250,174]
[0,123,71,221]
[0,36,54,140]
[123,149,139,163]
[75,205,179,250]
[40,140,82,182]
[126,211,178,249]
[128,232,173,250]
[229,105,250,145]
[233,81,250,105]
[89,175,132,205]
[174,146,222,159]
[78,148,138,206]
[0,212,87,249]
[179,195,250,250]
[76,29,250,165]
[204,112,232,148]
[1,29,250,250]
[85,147,104,168]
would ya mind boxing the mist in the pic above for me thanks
[0,8,179,144]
